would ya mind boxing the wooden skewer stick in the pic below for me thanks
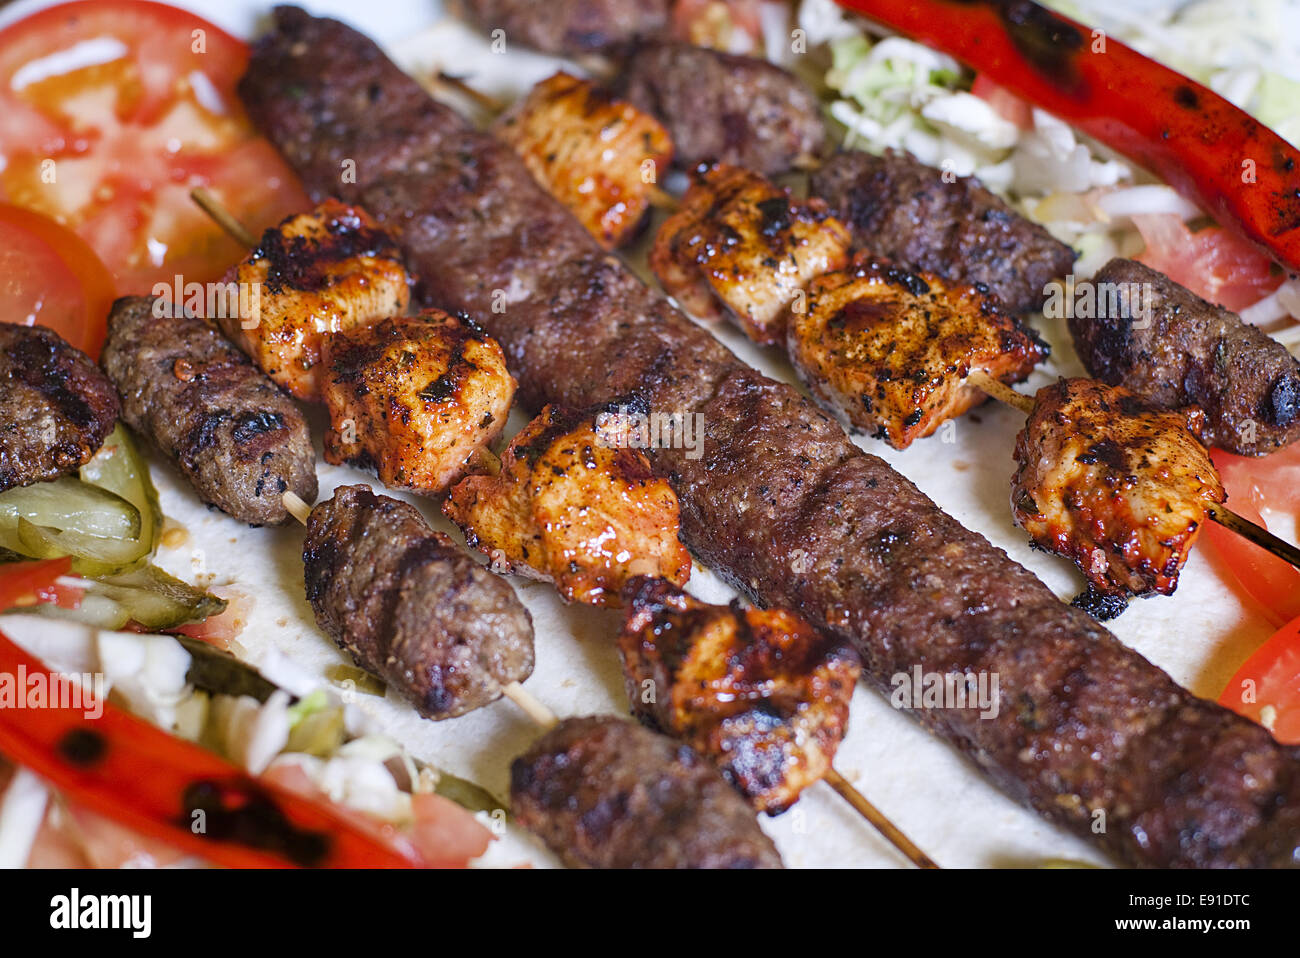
[191,187,258,248]
[823,768,939,869]
[965,372,1300,573]
[284,491,935,867]
[434,71,506,115]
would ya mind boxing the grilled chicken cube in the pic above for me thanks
[494,72,673,250]
[321,310,515,495]
[444,404,691,607]
[789,256,1049,449]
[1011,378,1226,598]
[218,199,411,401]
[649,164,851,345]
[618,576,860,814]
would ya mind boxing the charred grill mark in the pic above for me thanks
[57,728,107,766]
[232,410,286,445]
[178,780,332,867]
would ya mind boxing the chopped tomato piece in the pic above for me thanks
[1132,213,1282,313]
[0,203,116,356]
[0,557,80,613]
[1201,449,1300,628]
[1219,613,1300,744]
[971,74,1032,129]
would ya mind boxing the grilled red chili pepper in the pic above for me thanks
[833,0,1300,273]
[0,628,459,868]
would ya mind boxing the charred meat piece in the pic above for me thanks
[650,164,850,345]
[444,403,690,607]
[811,150,1076,314]
[217,199,411,402]
[510,715,782,868]
[100,296,317,525]
[303,483,534,720]
[620,43,826,176]
[1070,258,1300,456]
[459,0,669,54]
[619,576,859,814]
[0,324,119,493]
[320,310,515,495]
[1011,378,1226,598]
[789,256,1049,448]
[244,8,1300,868]
[493,72,672,250]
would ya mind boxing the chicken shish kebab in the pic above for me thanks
[619,42,827,176]
[493,72,673,250]
[789,256,1049,448]
[811,149,1077,315]
[100,296,317,526]
[619,576,859,815]
[443,403,690,607]
[320,311,515,495]
[191,193,517,497]
[217,199,412,402]
[511,714,782,869]
[1070,257,1300,457]
[244,8,1300,868]
[301,483,534,720]
[1010,378,1226,602]
[650,164,851,346]
[0,324,119,493]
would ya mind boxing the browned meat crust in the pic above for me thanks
[619,576,860,814]
[0,324,119,492]
[620,42,827,176]
[1011,378,1226,598]
[241,8,1300,868]
[100,296,317,525]
[459,0,669,54]
[493,72,673,250]
[811,149,1077,314]
[302,483,534,719]
[791,255,1048,448]
[510,715,783,868]
[1070,258,1300,456]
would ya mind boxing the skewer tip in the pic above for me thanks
[502,681,559,730]
[282,490,313,526]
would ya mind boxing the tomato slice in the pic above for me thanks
[0,1,308,295]
[1201,448,1300,628]
[0,202,115,356]
[0,556,80,612]
[1219,613,1300,744]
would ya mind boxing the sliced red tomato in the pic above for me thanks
[1132,213,1283,313]
[672,0,765,52]
[1219,613,1300,744]
[0,556,82,612]
[0,202,115,356]
[0,0,308,295]
[971,74,1032,130]
[1201,448,1300,628]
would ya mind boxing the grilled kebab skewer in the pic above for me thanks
[191,190,515,495]
[242,8,1300,868]
[100,296,317,526]
[278,488,780,867]
[433,404,935,862]
[443,402,693,607]
[966,371,1300,601]
[1070,257,1300,457]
